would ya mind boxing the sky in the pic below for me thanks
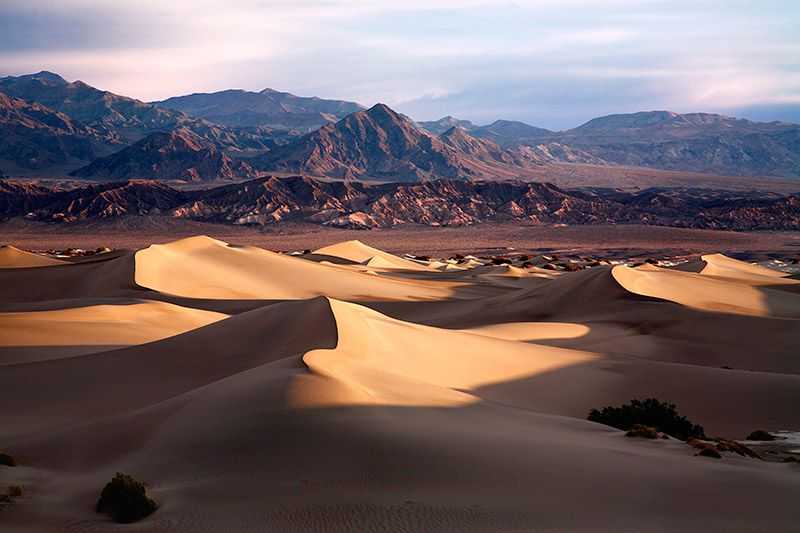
[1,0,799,130]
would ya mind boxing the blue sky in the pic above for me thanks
[1,0,799,129]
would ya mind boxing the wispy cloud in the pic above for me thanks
[1,0,798,128]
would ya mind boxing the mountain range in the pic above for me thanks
[0,72,278,173]
[2,175,798,230]
[154,88,363,130]
[254,104,541,182]
[0,91,120,171]
[423,111,800,177]
[0,71,799,183]
[70,128,259,182]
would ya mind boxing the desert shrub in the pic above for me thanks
[714,438,761,459]
[625,424,661,439]
[0,453,16,467]
[0,485,21,505]
[96,473,157,524]
[588,398,705,441]
[746,430,776,441]
[697,447,722,459]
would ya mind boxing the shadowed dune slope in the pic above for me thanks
[0,297,338,436]
[0,250,138,302]
[371,262,800,376]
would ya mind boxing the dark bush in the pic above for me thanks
[714,438,761,459]
[625,424,660,439]
[746,430,777,441]
[96,473,157,524]
[697,447,722,459]
[0,485,22,505]
[0,453,15,467]
[588,398,705,441]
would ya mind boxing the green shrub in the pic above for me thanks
[588,398,705,441]
[96,473,157,524]
[746,430,777,441]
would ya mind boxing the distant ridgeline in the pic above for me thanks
[1,176,799,230]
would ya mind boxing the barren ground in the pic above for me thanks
[2,218,800,260]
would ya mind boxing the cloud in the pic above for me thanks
[0,0,799,128]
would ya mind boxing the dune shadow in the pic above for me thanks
[5,359,800,532]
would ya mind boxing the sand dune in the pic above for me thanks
[0,244,66,268]
[615,263,800,317]
[2,236,799,532]
[314,239,432,271]
[0,299,226,363]
[0,250,138,303]
[303,299,800,435]
[303,298,600,407]
[677,252,793,280]
[135,236,480,301]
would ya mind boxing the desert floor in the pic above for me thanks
[4,219,800,258]
[1,234,799,532]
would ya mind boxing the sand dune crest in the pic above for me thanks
[315,239,432,271]
[135,236,464,301]
[0,244,66,268]
[0,299,227,363]
[613,263,800,317]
